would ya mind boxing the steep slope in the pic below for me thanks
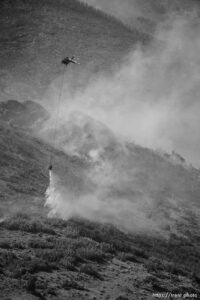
[2,101,200,237]
[41,110,200,236]
[0,100,200,299]
[0,100,49,130]
[81,0,200,34]
[0,0,145,101]
[131,0,200,34]
[1,1,200,298]
[0,215,199,300]
[0,101,90,218]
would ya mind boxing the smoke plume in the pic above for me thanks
[45,168,166,235]
[45,13,200,166]
[44,10,200,233]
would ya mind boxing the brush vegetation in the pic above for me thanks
[0,213,200,299]
[0,100,200,298]
[0,0,200,298]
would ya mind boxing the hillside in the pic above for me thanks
[81,0,200,34]
[1,214,200,300]
[1,0,200,298]
[0,100,200,298]
[1,0,199,102]
[0,100,89,218]
[0,0,146,102]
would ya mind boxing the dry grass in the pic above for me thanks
[0,214,200,298]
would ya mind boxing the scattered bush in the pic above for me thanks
[80,263,102,280]
[1,215,199,298]
[117,252,142,263]
[143,275,159,285]
[152,282,168,292]
[35,249,65,263]
[0,249,17,267]
[44,218,68,228]
[28,259,57,274]
[44,218,79,237]
[99,242,115,254]
[76,246,105,263]
[60,257,76,271]
[62,278,85,291]
[144,257,165,273]
[0,240,12,249]
[2,216,56,235]
[131,247,149,259]
[28,238,54,249]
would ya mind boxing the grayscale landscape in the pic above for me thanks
[0,1,200,299]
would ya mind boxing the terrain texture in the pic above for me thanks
[0,99,200,299]
[0,0,200,299]
[0,0,146,101]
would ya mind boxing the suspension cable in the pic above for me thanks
[48,57,79,171]
[48,64,66,170]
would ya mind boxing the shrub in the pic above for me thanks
[35,249,65,263]
[76,246,105,263]
[26,275,37,293]
[62,278,85,291]
[144,257,164,273]
[60,257,76,271]
[3,217,56,235]
[131,247,149,259]
[166,263,188,276]
[44,219,79,237]
[28,238,54,249]
[0,249,17,267]
[0,240,12,249]
[28,259,57,274]
[99,242,115,254]
[44,218,68,228]
[117,252,142,263]
[80,263,102,280]
[143,275,159,285]
[111,240,132,253]
[12,267,27,279]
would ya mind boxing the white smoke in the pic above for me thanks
[45,14,200,166]
[45,169,165,234]
[44,12,200,233]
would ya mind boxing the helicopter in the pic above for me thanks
[61,56,80,66]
